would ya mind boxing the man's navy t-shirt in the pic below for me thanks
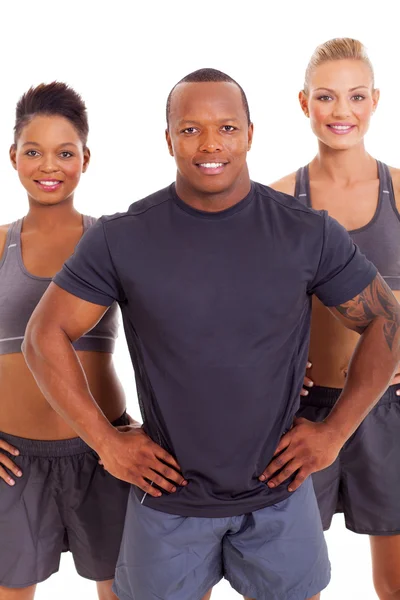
[54,182,377,517]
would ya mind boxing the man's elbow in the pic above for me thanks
[22,318,42,366]
[22,312,59,366]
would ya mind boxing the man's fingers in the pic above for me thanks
[265,460,301,488]
[0,465,16,486]
[152,462,187,486]
[148,471,178,493]
[107,467,158,493]
[300,387,309,397]
[154,445,182,472]
[287,469,309,492]
[272,432,292,457]
[0,454,22,478]
[139,479,162,498]
[306,361,312,369]
[0,440,19,456]
[259,449,293,482]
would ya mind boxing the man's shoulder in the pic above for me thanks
[253,181,324,220]
[127,185,172,217]
[100,185,173,228]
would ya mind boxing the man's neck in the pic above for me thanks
[175,169,251,213]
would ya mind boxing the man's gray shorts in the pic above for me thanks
[113,478,330,600]
[0,413,130,588]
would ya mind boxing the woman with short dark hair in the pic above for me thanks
[0,82,130,600]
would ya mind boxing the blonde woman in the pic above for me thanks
[271,38,400,599]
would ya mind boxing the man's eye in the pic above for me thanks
[222,126,236,132]
[182,127,197,134]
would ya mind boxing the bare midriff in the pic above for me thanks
[308,289,400,389]
[0,351,126,439]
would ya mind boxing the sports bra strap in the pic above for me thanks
[294,166,310,206]
[377,161,391,192]
[8,219,23,246]
[83,215,97,231]
[0,220,21,270]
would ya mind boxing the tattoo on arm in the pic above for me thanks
[335,274,400,350]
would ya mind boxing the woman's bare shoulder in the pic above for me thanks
[388,166,400,188]
[268,171,297,196]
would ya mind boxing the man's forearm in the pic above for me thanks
[325,319,400,443]
[23,325,116,453]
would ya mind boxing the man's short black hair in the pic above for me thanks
[166,68,251,128]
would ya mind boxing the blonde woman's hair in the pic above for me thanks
[304,38,374,93]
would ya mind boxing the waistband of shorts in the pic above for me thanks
[300,385,400,408]
[0,411,129,457]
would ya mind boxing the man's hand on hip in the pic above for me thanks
[259,418,343,492]
[99,427,187,497]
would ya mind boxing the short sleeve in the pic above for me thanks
[53,218,124,306]
[308,212,377,307]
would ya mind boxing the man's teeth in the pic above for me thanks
[39,181,60,186]
[330,125,352,130]
[199,163,224,168]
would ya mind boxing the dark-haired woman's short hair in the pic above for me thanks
[14,82,88,146]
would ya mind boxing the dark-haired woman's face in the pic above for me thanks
[10,115,90,206]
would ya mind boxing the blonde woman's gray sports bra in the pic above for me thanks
[295,160,400,290]
[0,215,118,355]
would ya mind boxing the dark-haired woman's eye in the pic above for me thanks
[26,150,40,157]
[60,151,73,158]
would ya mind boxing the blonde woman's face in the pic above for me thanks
[300,59,379,151]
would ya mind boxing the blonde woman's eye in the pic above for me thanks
[318,95,333,102]
[352,95,365,101]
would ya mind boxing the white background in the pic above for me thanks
[0,0,397,597]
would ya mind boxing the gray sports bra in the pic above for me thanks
[0,215,118,355]
[295,161,400,290]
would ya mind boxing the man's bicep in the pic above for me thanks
[28,282,109,343]
[328,274,400,349]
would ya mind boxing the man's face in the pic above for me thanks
[166,82,253,197]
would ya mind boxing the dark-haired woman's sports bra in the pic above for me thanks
[0,215,118,355]
[295,160,400,290]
